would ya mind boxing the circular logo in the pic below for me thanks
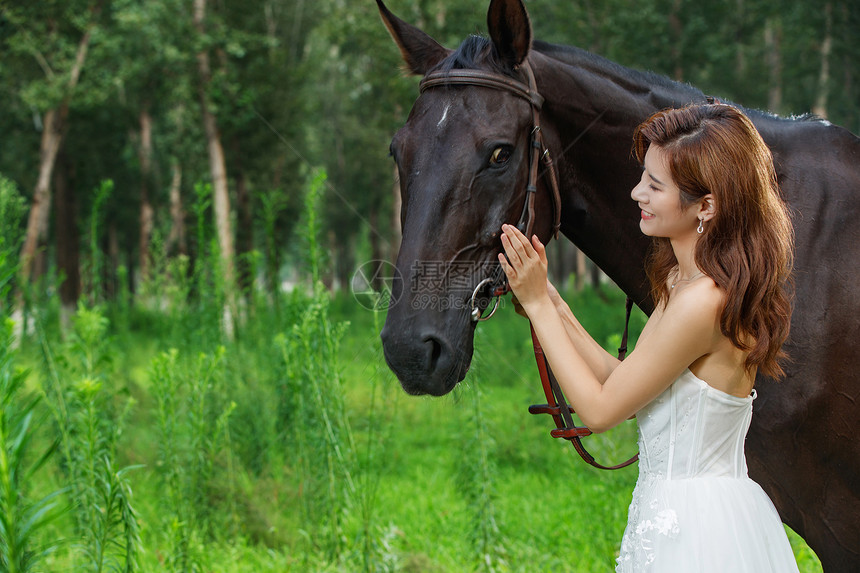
[351,260,402,312]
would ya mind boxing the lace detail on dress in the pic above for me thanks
[616,474,680,571]
[615,370,798,572]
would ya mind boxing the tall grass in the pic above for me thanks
[38,304,141,571]
[349,311,400,573]
[83,180,113,306]
[1,164,822,572]
[0,317,66,573]
[150,345,235,570]
[0,175,26,311]
[0,174,66,573]
[457,384,506,572]
[279,169,357,564]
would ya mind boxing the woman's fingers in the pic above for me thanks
[501,225,534,267]
[500,232,521,267]
[532,234,548,265]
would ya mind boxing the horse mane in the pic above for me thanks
[547,41,845,131]
[437,36,834,132]
[434,35,516,77]
[532,40,695,95]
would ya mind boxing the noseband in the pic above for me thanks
[419,60,562,322]
[419,60,638,471]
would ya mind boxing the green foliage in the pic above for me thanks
[298,169,329,285]
[0,175,26,307]
[149,345,235,570]
[11,278,824,572]
[83,180,113,306]
[0,318,66,573]
[278,170,356,562]
[456,385,506,572]
[39,304,141,572]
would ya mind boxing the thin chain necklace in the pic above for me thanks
[671,271,704,289]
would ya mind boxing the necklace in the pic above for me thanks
[671,271,704,289]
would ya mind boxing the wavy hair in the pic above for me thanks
[632,104,794,378]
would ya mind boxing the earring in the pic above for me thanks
[697,219,704,234]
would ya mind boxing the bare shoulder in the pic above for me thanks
[658,277,725,347]
[666,276,723,319]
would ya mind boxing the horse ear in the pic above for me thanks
[376,0,450,75]
[487,0,532,68]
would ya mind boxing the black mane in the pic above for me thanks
[434,35,517,77]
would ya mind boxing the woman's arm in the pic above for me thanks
[500,225,722,432]
[546,281,621,383]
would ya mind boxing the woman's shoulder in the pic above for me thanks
[663,276,724,328]
[641,276,723,348]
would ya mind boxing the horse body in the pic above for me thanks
[377,0,860,568]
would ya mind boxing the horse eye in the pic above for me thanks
[490,147,511,166]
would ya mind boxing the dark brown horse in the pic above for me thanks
[376,0,860,569]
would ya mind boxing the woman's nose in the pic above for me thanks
[630,180,647,202]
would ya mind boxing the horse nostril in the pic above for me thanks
[423,334,445,370]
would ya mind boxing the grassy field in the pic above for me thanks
[0,170,822,572]
[4,277,821,572]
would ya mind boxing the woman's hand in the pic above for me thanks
[498,224,551,310]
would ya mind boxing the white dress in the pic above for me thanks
[615,369,799,572]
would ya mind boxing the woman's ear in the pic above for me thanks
[699,194,716,222]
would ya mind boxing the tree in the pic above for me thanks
[193,0,234,288]
[7,0,105,285]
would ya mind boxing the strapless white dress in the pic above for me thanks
[615,369,799,572]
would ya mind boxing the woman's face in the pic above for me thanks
[630,145,700,240]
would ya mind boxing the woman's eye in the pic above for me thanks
[490,147,511,166]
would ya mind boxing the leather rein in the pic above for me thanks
[419,60,638,471]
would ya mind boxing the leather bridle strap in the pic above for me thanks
[527,301,639,471]
[420,68,544,108]
[420,61,635,470]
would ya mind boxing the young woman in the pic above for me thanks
[499,104,799,572]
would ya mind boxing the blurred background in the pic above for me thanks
[0,0,851,570]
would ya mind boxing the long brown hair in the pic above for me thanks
[633,104,794,378]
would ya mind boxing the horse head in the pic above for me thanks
[377,0,558,395]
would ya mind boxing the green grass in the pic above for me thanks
[13,283,821,572]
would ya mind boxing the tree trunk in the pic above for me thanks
[20,107,65,282]
[108,220,120,299]
[235,164,254,294]
[734,0,746,83]
[19,1,101,284]
[289,0,306,62]
[841,2,856,134]
[54,150,80,311]
[813,2,833,118]
[575,248,586,292]
[194,0,234,287]
[138,105,154,283]
[669,0,684,81]
[167,161,187,256]
[765,19,783,114]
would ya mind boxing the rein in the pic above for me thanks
[420,59,638,471]
[528,299,639,470]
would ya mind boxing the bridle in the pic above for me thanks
[420,60,561,322]
[419,59,638,471]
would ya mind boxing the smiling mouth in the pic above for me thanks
[641,209,655,220]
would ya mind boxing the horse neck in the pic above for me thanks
[531,45,704,308]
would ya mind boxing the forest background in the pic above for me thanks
[0,0,855,571]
